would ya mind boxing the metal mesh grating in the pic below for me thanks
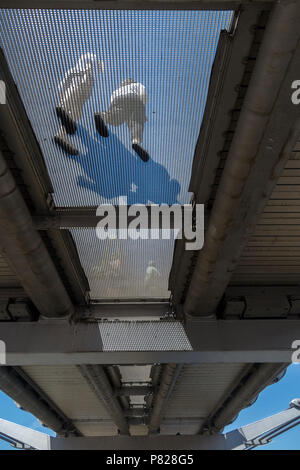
[71,228,174,299]
[0,9,233,299]
[99,321,192,351]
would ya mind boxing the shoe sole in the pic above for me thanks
[132,144,150,162]
[54,136,79,155]
[56,107,77,135]
[94,114,109,137]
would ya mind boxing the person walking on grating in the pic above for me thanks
[144,260,161,296]
[54,53,104,155]
[94,78,150,162]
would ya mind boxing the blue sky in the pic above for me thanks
[224,364,300,450]
[0,364,299,450]
[0,391,55,450]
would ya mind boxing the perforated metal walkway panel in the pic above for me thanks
[99,321,192,351]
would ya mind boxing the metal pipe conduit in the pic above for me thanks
[148,364,182,434]
[184,0,300,317]
[78,365,130,435]
[0,150,73,318]
[207,363,287,432]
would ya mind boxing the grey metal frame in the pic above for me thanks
[0,0,299,448]
[184,0,300,317]
[0,1,276,11]
[0,319,299,364]
[33,206,187,230]
[0,399,299,450]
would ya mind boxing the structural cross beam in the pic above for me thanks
[33,206,188,230]
[0,319,299,365]
[0,1,276,12]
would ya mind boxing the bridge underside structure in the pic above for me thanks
[0,0,300,449]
